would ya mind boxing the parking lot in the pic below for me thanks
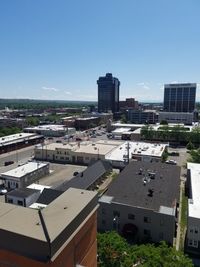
[37,163,87,188]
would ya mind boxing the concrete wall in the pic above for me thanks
[98,201,175,245]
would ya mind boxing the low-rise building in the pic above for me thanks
[158,112,194,125]
[0,188,98,267]
[5,188,41,207]
[34,141,118,165]
[98,161,180,245]
[111,127,131,139]
[127,110,158,124]
[185,163,200,256]
[75,117,100,130]
[0,133,44,154]
[24,124,76,137]
[1,162,49,189]
[34,142,78,163]
[105,141,167,168]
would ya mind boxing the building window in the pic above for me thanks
[113,211,120,218]
[102,219,106,226]
[128,213,135,220]
[144,216,151,223]
[160,219,164,226]
[17,200,23,206]
[190,228,194,234]
[7,198,13,204]
[195,228,199,234]
[159,232,164,240]
[144,229,151,236]
[102,208,106,215]
[188,239,198,248]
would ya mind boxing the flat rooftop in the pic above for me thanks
[37,142,78,151]
[187,163,200,219]
[96,140,124,146]
[76,117,98,121]
[105,141,167,162]
[74,142,116,156]
[0,133,40,146]
[24,124,70,131]
[1,162,48,179]
[6,188,40,198]
[112,123,145,129]
[0,188,98,262]
[27,183,51,192]
[112,127,131,134]
[104,161,180,211]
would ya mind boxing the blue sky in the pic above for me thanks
[0,0,200,102]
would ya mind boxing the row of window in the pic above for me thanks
[56,151,69,155]
[189,227,199,235]
[188,239,199,248]
[104,210,153,224]
[7,198,23,206]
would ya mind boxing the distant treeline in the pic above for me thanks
[0,127,21,137]
[0,99,96,110]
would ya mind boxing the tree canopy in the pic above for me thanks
[98,231,193,267]
[188,148,200,163]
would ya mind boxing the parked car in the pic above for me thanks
[0,188,7,195]
[4,161,14,166]
[165,160,177,165]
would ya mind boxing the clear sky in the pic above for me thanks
[0,0,200,102]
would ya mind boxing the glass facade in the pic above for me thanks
[97,73,120,113]
[163,84,196,112]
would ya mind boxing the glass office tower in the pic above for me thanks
[97,73,120,113]
[164,83,196,112]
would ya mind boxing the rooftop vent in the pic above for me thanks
[148,172,156,179]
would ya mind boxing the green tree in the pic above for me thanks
[0,127,21,137]
[141,125,155,140]
[98,232,193,267]
[121,114,127,123]
[159,125,170,141]
[186,141,195,151]
[190,127,200,144]
[26,117,40,126]
[160,120,168,125]
[188,148,200,163]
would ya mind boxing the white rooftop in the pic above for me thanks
[0,133,38,146]
[112,123,145,128]
[105,141,166,162]
[27,183,50,192]
[25,124,70,131]
[74,143,116,156]
[112,127,131,134]
[187,163,200,219]
[1,162,48,179]
[29,203,47,209]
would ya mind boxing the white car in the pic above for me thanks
[0,188,7,195]
[165,160,177,165]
